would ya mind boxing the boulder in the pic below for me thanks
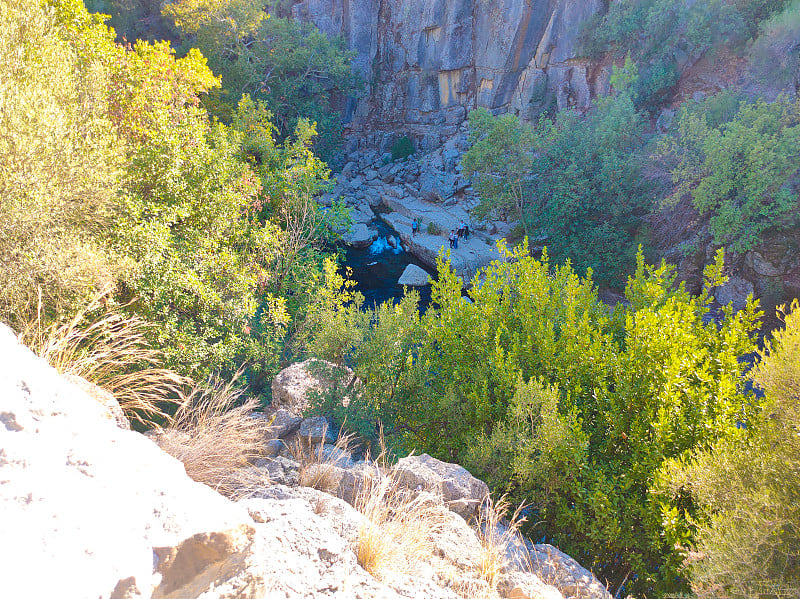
[340,161,358,178]
[270,359,355,416]
[63,373,129,430]
[298,415,337,444]
[387,235,398,249]
[529,544,613,599]
[254,456,301,487]
[716,276,755,312]
[344,223,375,248]
[252,407,302,439]
[398,264,431,286]
[0,324,257,599]
[391,453,489,519]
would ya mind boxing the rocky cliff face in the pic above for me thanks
[291,0,605,147]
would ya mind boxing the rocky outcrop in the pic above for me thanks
[0,324,255,598]
[393,453,490,520]
[270,358,356,415]
[293,0,605,144]
[1,330,613,599]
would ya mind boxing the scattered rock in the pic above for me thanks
[255,456,300,487]
[298,416,337,445]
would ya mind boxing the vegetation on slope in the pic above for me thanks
[0,0,346,398]
[305,243,762,596]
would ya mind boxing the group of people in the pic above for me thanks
[449,221,469,249]
[411,217,470,250]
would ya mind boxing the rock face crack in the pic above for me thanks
[291,0,603,134]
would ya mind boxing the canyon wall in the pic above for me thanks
[291,0,606,147]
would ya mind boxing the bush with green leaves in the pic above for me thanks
[0,0,120,325]
[390,136,415,161]
[748,0,800,92]
[1,0,345,398]
[307,242,761,596]
[163,0,358,157]
[661,94,800,253]
[463,60,652,287]
[662,300,800,598]
[581,0,787,109]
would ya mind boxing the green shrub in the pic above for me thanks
[748,0,800,91]
[662,300,800,598]
[390,136,415,161]
[307,242,762,596]
[426,221,442,235]
[661,94,800,253]
[467,64,651,286]
[0,0,120,325]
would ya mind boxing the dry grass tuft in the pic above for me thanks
[153,374,271,499]
[355,467,450,580]
[287,425,356,493]
[19,286,187,424]
[476,494,530,590]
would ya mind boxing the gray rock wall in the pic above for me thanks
[292,0,604,141]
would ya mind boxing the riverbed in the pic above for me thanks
[342,219,435,310]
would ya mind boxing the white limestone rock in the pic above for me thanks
[0,324,255,599]
[270,358,355,416]
[398,263,431,286]
[392,453,489,519]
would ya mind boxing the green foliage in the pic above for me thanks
[662,300,800,598]
[390,136,415,161]
[535,82,652,286]
[0,0,120,325]
[310,243,761,596]
[582,0,784,109]
[748,0,800,92]
[662,94,800,253]
[163,0,358,156]
[426,222,442,236]
[84,0,178,44]
[463,64,653,287]
[462,108,536,237]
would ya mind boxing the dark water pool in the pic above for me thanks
[342,219,435,310]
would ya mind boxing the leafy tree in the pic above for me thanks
[662,94,800,253]
[105,38,340,391]
[462,109,536,237]
[163,0,358,156]
[464,61,651,287]
[309,243,762,596]
[0,0,120,324]
[530,60,652,285]
[662,300,800,598]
